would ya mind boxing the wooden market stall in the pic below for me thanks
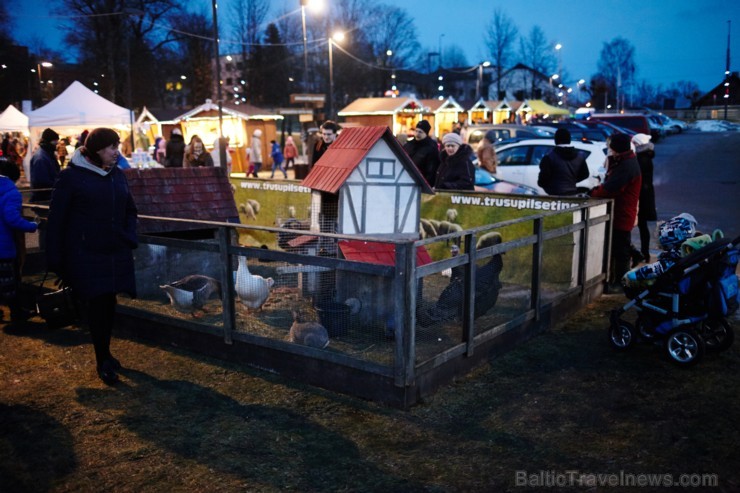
[517,99,571,122]
[174,99,283,173]
[337,97,428,139]
[419,97,466,137]
[467,98,514,125]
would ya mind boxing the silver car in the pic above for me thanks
[493,138,607,194]
[466,124,553,150]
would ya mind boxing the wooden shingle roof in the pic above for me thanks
[125,167,239,234]
[338,240,432,266]
[300,126,435,195]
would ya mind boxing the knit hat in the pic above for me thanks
[442,132,463,146]
[84,128,120,154]
[41,128,60,143]
[631,133,651,147]
[415,120,431,135]
[554,128,571,145]
[609,133,632,153]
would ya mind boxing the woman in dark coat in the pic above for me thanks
[434,132,475,191]
[46,128,138,385]
[633,133,657,261]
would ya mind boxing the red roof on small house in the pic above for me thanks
[125,167,239,234]
[338,240,432,266]
[300,126,435,195]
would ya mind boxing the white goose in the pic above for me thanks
[235,256,274,310]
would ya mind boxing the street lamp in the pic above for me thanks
[300,0,323,92]
[328,30,345,120]
[36,61,52,103]
[549,73,559,102]
[476,61,491,100]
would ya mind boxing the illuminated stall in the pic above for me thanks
[419,96,465,136]
[337,97,429,139]
[467,98,514,124]
[175,99,283,173]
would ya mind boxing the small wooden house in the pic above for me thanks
[301,125,434,239]
[300,126,434,322]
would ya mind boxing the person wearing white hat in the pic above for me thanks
[632,133,657,262]
[433,132,475,190]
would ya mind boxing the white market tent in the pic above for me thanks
[0,105,29,133]
[24,81,133,177]
[28,80,133,133]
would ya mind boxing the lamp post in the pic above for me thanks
[438,34,445,70]
[300,0,323,93]
[549,73,559,102]
[476,61,491,100]
[327,31,344,120]
[36,61,52,103]
[211,0,226,168]
[554,43,563,105]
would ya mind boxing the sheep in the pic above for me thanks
[446,208,458,223]
[238,202,257,220]
[419,218,438,239]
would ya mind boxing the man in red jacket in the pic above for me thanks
[589,133,641,291]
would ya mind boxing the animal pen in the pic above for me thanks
[25,199,612,409]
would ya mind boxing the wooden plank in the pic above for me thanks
[463,232,475,357]
[531,218,543,320]
[218,227,235,344]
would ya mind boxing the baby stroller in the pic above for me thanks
[608,234,739,366]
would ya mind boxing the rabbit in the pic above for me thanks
[287,309,330,349]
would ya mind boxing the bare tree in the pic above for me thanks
[59,0,181,107]
[595,37,636,110]
[519,25,556,100]
[484,8,518,100]
[169,10,214,107]
[443,45,468,68]
[363,4,421,95]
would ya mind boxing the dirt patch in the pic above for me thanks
[2,294,739,492]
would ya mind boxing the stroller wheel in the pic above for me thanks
[664,327,705,367]
[608,320,636,350]
[700,318,734,352]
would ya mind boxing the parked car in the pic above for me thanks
[581,119,637,137]
[664,116,688,133]
[474,168,539,195]
[646,115,665,141]
[587,113,651,137]
[493,138,607,194]
[466,124,553,150]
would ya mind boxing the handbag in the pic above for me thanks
[36,273,78,329]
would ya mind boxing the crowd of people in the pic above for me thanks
[0,114,662,383]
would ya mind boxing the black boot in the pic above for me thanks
[629,245,644,268]
[97,359,119,385]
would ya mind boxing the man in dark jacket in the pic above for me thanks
[30,128,61,203]
[311,120,340,168]
[589,133,642,289]
[537,128,590,195]
[403,120,440,186]
[164,128,185,168]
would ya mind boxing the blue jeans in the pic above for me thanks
[270,160,287,178]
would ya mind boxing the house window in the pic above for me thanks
[365,158,395,178]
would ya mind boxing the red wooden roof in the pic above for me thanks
[338,240,432,266]
[300,126,434,195]
[125,167,239,234]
